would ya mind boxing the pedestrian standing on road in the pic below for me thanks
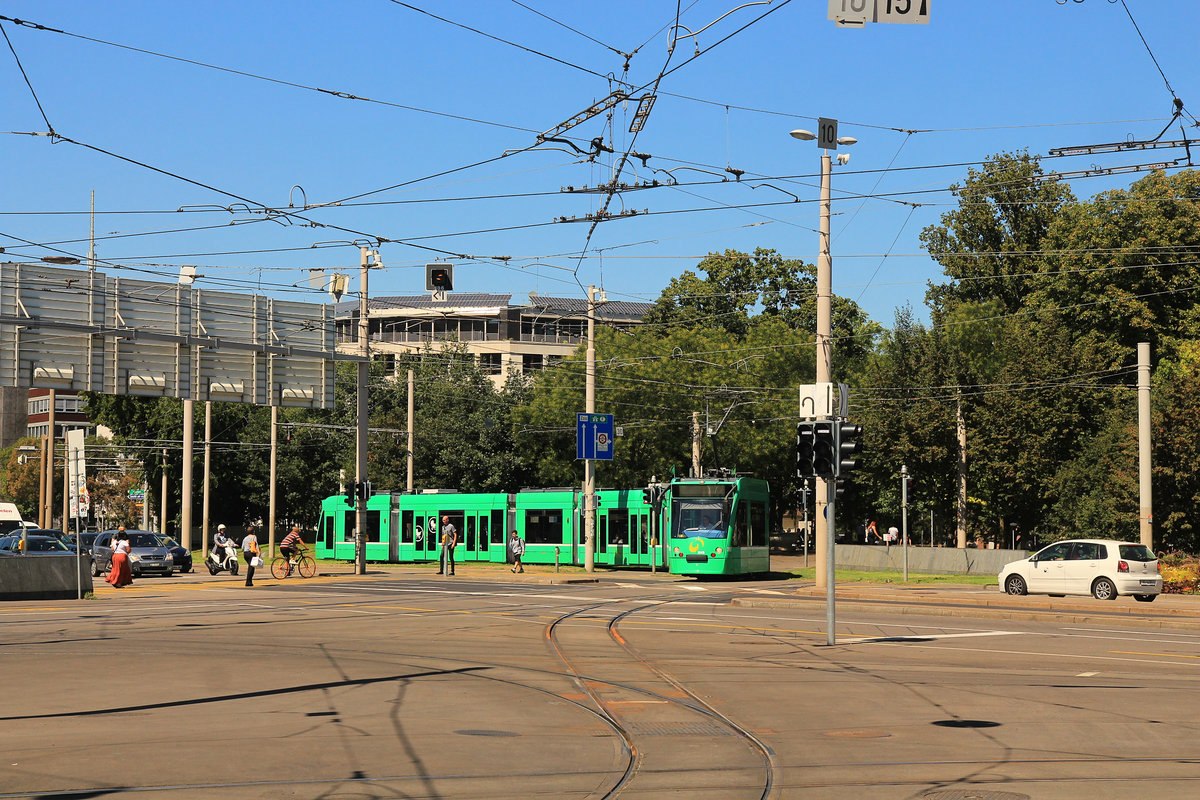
[242,525,259,587]
[865,520,879,545]
[106,526,133,588]
[885,525,899,547]
[437,516,457,576]
[509,529,525,573]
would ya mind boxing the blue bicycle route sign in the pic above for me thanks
[576,413,614,461]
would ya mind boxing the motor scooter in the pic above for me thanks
[205,540,240,575]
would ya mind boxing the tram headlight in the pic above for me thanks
[673,547,681,556]
[714,547,723,555]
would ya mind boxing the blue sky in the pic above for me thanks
[3,1,1197,326]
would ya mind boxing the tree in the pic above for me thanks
[922,151,1075,315]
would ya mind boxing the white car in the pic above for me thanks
[999,539,1161,602]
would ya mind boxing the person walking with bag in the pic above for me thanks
[509,529,525,573]
[242,525,260,587]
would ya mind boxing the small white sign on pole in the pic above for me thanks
[66,429,89,519]
[828,0,930,26]
[798,383,834,419]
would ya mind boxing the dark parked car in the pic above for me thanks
[66,531,100,554]
[91,530,175,577]
[158,536,193,573]
[0,534,73,554]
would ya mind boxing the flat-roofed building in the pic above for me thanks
[335,293,653,385]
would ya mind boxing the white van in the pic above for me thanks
[0,502,26,534]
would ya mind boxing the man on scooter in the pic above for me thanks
[211,524,235,569]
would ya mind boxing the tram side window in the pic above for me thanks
[732,504,748,547]
[364,510,382,543]
[608,509,629,546]
[342,510,355,542]
[750,502,766,547]
[525,509,564,545]
[597,515,607,553]
[491,510,505,544]
[466,517,477,551]
[323,513,334,548]
[478,515,489,551]
[640,515,649,551]
[401,510,414,544]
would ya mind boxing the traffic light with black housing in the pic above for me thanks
[344,481,356,506]
[837,422,862,475]
[796,421,815,477]
[426,263,454,291]
[812,421,836,478]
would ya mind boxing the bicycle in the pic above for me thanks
[271,550,316,579]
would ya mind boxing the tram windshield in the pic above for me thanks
[672,499,731,539]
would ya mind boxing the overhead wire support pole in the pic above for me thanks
[355,247,376,576]
[584,285,596,573]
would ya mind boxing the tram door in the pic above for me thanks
[459,512,490,562]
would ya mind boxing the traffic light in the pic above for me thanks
[812,421,836,478]
[796,421,815,477]
[426,263,454,291]
[837,422,862,475]
[344,481,356,506]
[357,480,373,502]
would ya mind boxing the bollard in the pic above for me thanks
[554,546,560,573]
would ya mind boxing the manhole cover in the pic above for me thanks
[454,729,519,737]
[823,729,891,739]
[922,791,1030,800]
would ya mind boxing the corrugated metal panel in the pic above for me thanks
[195,288,260,404]
[106,277,189,397]
[0,263,338,409]
[2,264,105,392]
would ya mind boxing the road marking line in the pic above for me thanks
[1077,671,1100,677]
[839,631,1024,645]
[680,585,707,592]
[1110,650,1200,660]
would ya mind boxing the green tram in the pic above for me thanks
[665,475,771,576]
[315,487,664,569]
[314,474,771,576]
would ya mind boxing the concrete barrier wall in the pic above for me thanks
[835,544,1028,577]
[0,555,94,599]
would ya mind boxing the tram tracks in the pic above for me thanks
[545,594,778,799]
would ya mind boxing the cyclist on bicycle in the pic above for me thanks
[280,525,306,563]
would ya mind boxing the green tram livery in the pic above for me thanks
[665,475,771,576]
[315,473,771,576]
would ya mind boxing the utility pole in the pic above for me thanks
[46,390,56,527]
[202,400,212,559]
[407,369,414,493]
[160,447,168,535]
[355,247,377,576]
[1138,342,1152,548]
[181,399,194,552]
[269,404,278,559]
[584,285,596,573]
[901,464,909,582]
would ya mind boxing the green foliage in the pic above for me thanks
[922,150,1075,315]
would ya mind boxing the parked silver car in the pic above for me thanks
[91,530,175,577]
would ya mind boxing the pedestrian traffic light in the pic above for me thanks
[426,263,454,291]
[837,422,862,475]
[812,421,836,478]
[796,421,815,477]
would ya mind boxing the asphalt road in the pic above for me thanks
[3,566,1200,799]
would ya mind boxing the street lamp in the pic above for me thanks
[789,126,857,592]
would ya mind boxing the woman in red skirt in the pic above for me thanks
[106,528,133,588]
